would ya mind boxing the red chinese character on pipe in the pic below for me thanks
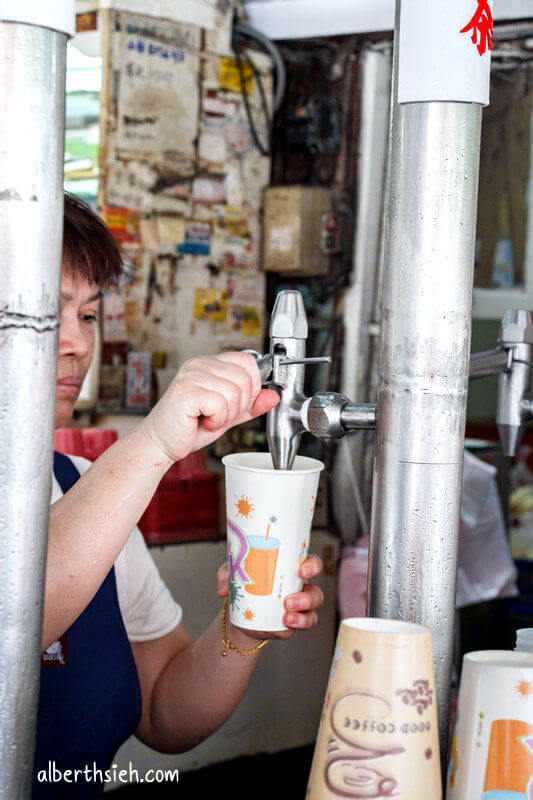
[460,0,494,56]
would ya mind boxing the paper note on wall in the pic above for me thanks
[157,216,186,245]
[101,206,140,243]
[211,235,253,270]
[270,226,293,253]
[226,271,264,304]
[103,290,128,342]
[116,15,200,158]
[193,176,226,204]
[198,130,227,165]
[178,221,212,255]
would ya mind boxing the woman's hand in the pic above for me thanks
[140,352,279,463]
[217,555,324,642]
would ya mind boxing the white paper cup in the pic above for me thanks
[222,452,323,632]
[447,650,533,800]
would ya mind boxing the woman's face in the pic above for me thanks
[55,269,101,429]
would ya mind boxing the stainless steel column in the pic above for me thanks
[367,4,484,763]
[0,18,69,799]
[332,44,391,543]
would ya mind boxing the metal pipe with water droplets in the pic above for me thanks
[367,1,484,768]
[0,12,72,797]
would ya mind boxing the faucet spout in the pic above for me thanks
[267,414,303,470]
[264,291,309,469]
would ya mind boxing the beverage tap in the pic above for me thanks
[247,290,377,470]
[469,309,533,457]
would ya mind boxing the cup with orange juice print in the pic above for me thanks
[447,650,533,800]
[223,452,323,632]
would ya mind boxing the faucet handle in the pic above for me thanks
[279,356,332,367]
[243,350,273,382]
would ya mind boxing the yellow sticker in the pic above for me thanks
[219,57,253,95]
[194,288,227,323]
[229,305,261,337]
[223,205,245,223]
[241,306,261,337]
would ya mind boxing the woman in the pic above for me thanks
[34,194,324,798]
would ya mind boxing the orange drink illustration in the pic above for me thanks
[244,535,280,596]
[483,719,533,797]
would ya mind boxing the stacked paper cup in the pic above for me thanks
[447,650,533,799]
[307,618,442,799]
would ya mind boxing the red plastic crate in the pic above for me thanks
[55,429,219,544]
[54,428,118,461]
[139,451,219,544]
[139,478,219,544]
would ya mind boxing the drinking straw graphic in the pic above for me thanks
[265,515,277,540]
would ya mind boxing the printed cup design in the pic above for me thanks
[223,452,323,632]
[244,535,280,596]
[482,720,533,798]
[447,651,533,800]
[307,618,442,800]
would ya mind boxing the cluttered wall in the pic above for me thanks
[88,5,272,412]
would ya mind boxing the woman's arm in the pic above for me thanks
[42,352,279,650]
[131,557,324,753]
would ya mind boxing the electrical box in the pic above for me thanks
[263,186,332,275]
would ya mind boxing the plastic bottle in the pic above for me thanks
[515,628,533,653]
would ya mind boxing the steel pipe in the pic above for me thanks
[368,2,484,765]
[0,21,68,799]
[333,44,391,543]
[469,348,510,379]
[340,403,377,431]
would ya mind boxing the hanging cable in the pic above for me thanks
[233,39,272,157]
[233,22,287,112]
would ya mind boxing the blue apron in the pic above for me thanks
[33,452,142,799]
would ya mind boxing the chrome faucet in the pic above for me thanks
[469,309,533,457]
[248,290,376,469]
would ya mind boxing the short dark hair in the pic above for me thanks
[63,193,123,286]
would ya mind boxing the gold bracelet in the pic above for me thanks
[220,596,269,656]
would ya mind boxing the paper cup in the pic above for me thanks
[447,650,533,800]
[223,452,323,632]
[306,618,442,799]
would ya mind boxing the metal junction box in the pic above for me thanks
[263,185,332,275]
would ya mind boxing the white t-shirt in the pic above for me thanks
[51,454,183,642]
